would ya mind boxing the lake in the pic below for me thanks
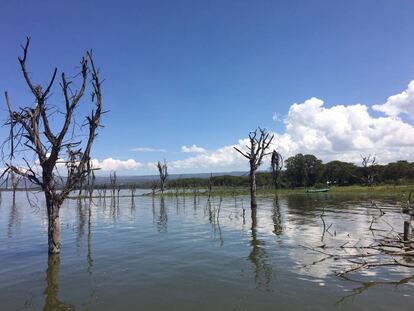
[0,190,413,310]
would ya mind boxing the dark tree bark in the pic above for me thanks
[46,195,61,254]
[1,38,103,255]
[234,127,274,209]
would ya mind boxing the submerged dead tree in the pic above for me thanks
[270,149,283,190]
[1,38,103,254]
[86,169,96,202]
[157,160,168,194]
[109,171,117,198]
[234,127,274,209]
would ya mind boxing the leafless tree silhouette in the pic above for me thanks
[361,154,376,186]
[1,37,104,254]
[157,160,168,194]
[234,127,274,208]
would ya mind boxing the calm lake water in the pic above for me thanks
[0,190,413,310]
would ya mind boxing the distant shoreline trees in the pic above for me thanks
[166,156,414,189]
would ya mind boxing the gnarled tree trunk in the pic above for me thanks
[46,193,61,254]
[1,38,103,255]
[250,169,257,208]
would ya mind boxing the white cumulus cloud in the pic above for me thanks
[91,158,142,171]
[373,80,414,119]
[171,145,245,171]
[181,144,207,153]
[272,97,414,163]
[168,93,414,172]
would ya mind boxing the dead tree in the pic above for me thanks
[361,154,376,187]
[1,38,103,255]
[207,173,213,203]
[86,169,96,202]
[157,160,168,194]
[151,181,158,196]
[234,127,274,209]
[130,184,137,204]
[109,171,117,198]
[270,149,283,190]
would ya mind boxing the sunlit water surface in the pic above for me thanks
[0,190,413,310]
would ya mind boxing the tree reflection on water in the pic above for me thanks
[272,195,283,236]
[157,196,168,233]
[249,207,272,290]
[43,255,75,311]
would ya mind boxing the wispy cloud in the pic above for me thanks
[130,147,166,152]
[272,112,282,122]
[181,144,207,153]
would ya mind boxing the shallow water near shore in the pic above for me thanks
[0,190,413,310]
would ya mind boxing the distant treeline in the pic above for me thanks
[168,154,414,189]
[4,153,411,191]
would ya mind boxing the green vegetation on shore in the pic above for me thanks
[161,184,413,199]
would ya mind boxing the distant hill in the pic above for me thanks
[94,171,248,185]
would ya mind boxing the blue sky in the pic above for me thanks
[1,0,414,174]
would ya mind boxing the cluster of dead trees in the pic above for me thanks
[0,38,294,258]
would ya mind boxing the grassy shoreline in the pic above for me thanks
[3,184,413,200]
[161,184,414,199]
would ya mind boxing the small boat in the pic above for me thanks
[305,188,330,193]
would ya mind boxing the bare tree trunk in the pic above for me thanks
[250,169,257,209]
[1,38,104,255]
[234,127,273,211]
[46,194,61,254]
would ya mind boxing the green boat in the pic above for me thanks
[305,188,330,193]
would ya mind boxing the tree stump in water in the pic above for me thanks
[403,220,412,242]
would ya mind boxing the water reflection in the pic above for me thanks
[75,200,93,274]
[76,200,85,249]
[43,255,75,311]
[8,199,20,238]
[336,274,414,305]
[1,192,413,310]
[87,202,93,275]
[207,200,224,246]
[249,208,272,290]
[110,196,119,221]
[130,197,136,219]
[156,197,168,232]
[272,195,283,236]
